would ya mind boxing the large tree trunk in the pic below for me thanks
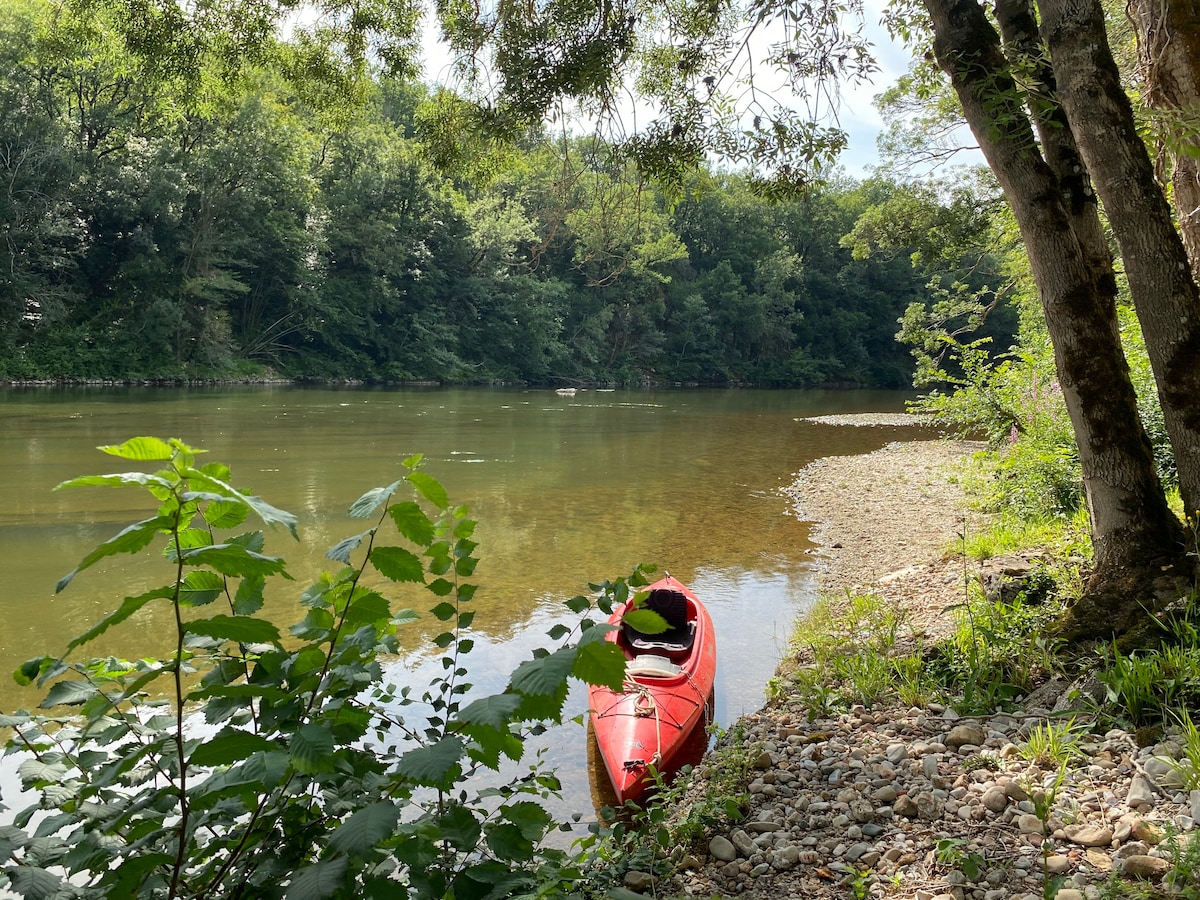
[922,0,1188,637]
[1038,0,1200,519]
[1127,0,1200,284]
[993,0,1113,295]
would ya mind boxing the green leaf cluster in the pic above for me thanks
[0,437,649,899]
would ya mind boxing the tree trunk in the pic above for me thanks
[993,0,1114,295]
[922,0,1188,636]
[1038,0,1200,519]
[1127,0,1200,284]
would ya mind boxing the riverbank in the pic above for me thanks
[658,439,1196,900]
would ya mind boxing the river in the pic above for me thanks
[0,384,935,829]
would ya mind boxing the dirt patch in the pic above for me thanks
[782,438,989,645]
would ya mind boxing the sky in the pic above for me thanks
[415,0,926,180]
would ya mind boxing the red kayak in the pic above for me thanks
[587,574,717,805]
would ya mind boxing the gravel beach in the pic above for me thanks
[656,439,1198,900]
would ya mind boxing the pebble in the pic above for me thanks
[668,702,1195,900]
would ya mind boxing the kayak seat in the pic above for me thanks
[624,589,695,658]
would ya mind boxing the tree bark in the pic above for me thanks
[1038,0,1200,519]
[922,0,1188,636]
[1127,0,1200,284]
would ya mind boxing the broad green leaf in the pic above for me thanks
[189,730,278,768]
[622,609,668,635]
[7,864,63,899]
[181,468,298,538]
[407,471,448,508]
[343,592,390,627]
[67,586,174,650]
[289,645,328,678]
[392,609,420,626]
[396,736,464,787]
[503,800,551,840]
[107,853,175,896]
[233,575,266,615]
[39,679,98,708]
[369,546,424,583]
[427,578,454,596]
[185,615,281,645]
[55,472,174,491]
[290,723,335,774]
[326,530,372,565]
[327,801,400,855]
[564,595,591,614]
[182,545,288,579]
[56,516,173,593]
[348,481,401,519]
[455,693,523,729]
[98,437,174,460]
[485,822,534,863]
[511,680,569,722]
[572,637,627,691]
[430,602,457,621]
[14,657,52,686]
[180,570,225,607]
[202,498,249,529]
[436,803,482,851]
[461,721,524,769]
[286,857,349,900]
[388,501,435,545]
[510,647,576,697]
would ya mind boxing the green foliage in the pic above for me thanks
[1018,718,1086,768]
[0,437,651,899]
[0,0,955,387]
[774,592,939,717]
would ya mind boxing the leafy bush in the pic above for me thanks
[0,437,646,899]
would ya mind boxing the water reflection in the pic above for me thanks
[0,385,936,821]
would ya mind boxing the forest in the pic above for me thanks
[0,0,1015,387]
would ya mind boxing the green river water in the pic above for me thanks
[0,384,935,824]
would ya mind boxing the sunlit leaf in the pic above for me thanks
[55,472,174,491]
[348,481,401,519]
[407,471,448,508]
[343,592,390,627]
[202,498,250,529]
[181,468,298,538]
[185,615,281,645]
[181,545,288,579]
[326,530,372,565]
[622,609,668,634]
[510,646,576,697]
[389,501,435,546]
[369,546,424,583]
[180,570,225,607]
[98,437,175,461]
[572,636,626,690]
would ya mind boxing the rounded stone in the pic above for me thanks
[709,835,738,862]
